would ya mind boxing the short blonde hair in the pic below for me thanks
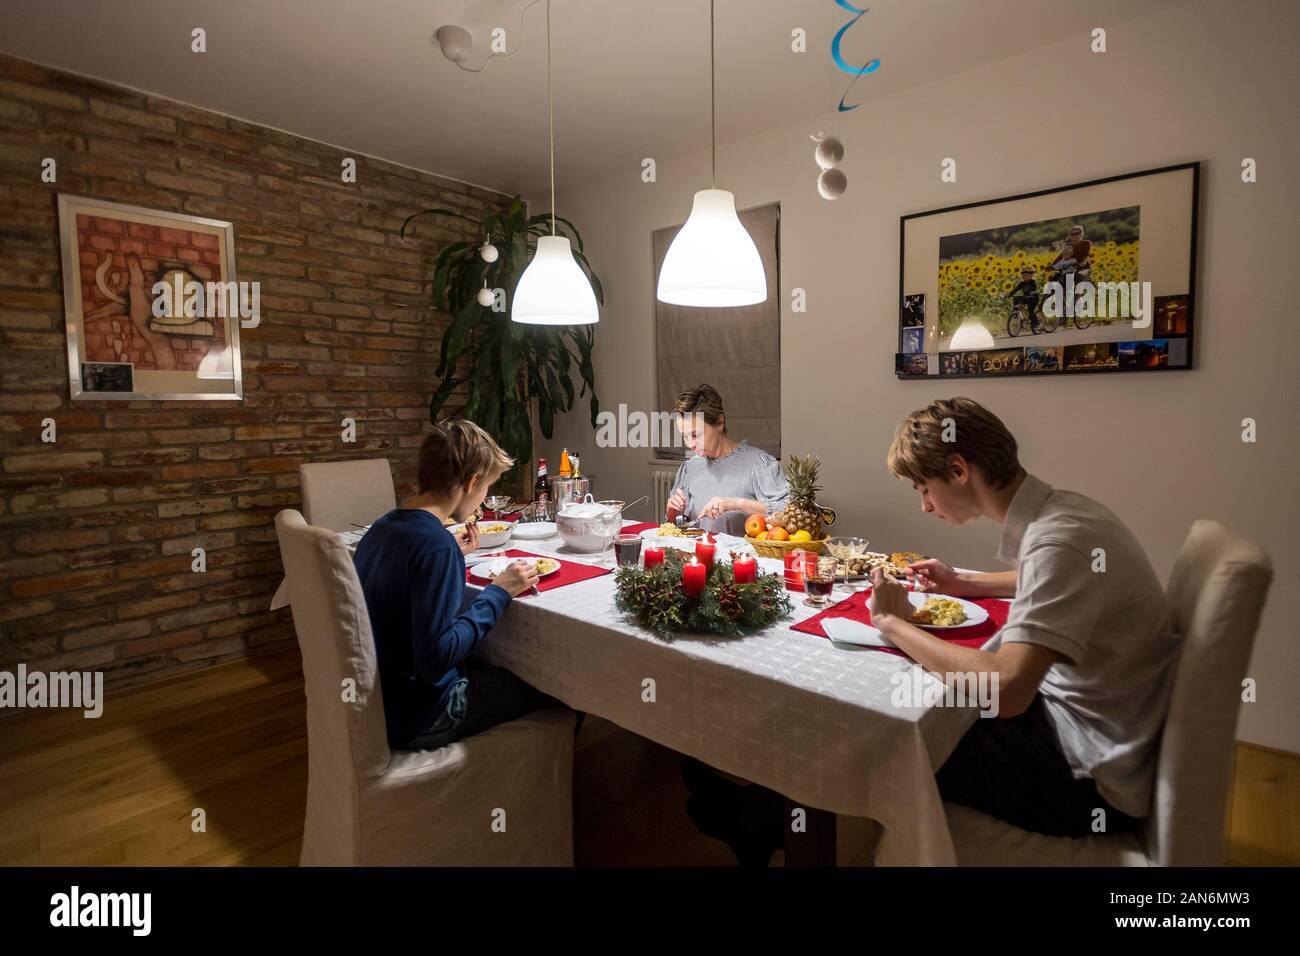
[417,419,514,496]
[887,397,1023,489]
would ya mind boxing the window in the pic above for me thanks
[652,202,781,459]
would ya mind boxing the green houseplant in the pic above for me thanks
[401,195,603,488]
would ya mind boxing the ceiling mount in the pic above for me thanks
[433,0,542,73]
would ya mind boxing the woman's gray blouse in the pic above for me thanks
[670,440,791,537]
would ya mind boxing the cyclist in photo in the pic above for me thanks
[1051,224,1092,279]
[1008,264,1043,333]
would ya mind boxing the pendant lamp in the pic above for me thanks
[656,0,766,308]
[512,0,598,325]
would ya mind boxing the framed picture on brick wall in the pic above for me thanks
[57,194,246,401]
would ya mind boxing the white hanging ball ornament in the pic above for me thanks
[434,25,472,65]
[817,168,847,200]
[814,136,845,170]
[479,242,499,263]
[476,287,495,307]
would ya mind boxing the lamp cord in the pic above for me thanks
[710,0,716,189]
[547,0,555,235]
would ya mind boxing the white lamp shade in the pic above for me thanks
[656,189,766,307]
[511,235,599,325]
[950,317,995,351]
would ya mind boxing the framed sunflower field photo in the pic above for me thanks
[896,163,1198,380]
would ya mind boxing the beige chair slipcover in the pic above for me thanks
[275,509,575,866]
[944,520,1273,866]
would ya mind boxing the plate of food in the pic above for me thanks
[640,522,706,546]
[469,556,561,583]
[448,520,513,549]
[905,592,987,629]
[834,551,908,581]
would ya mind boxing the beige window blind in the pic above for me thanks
[652,202,781,460]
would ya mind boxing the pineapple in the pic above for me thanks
[772,454,829,538]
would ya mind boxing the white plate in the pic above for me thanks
[448,521,512,549]
[511,521,557,540]
[906,592,988,629]
[468,556,561,582]
[638,528,704,550]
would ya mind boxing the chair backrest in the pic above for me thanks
[1144,520,1273,866]
[275,510,392,862]
[299,459,397,532]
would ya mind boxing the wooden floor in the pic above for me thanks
[0,648,1295,866]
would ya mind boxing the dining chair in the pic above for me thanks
[943,519,1273,866]
[298,458,398,532]
[270,459,399,610]
[274,509,576,866]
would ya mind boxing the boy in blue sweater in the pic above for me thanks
[354,420,555,751]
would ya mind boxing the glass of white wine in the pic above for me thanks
[824,536,869,589]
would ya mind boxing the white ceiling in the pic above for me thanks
[0,0,1183,197]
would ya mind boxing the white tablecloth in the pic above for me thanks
[459,523,996,866]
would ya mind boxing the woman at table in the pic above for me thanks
[666,384,789,537]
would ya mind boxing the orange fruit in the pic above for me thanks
[756,531,769,540]
[744,514,766,538]
[768,527,789,542]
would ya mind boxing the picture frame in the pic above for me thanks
[896,162,1199,380]
[58,194,244,401]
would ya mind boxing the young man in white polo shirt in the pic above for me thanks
[872,397,1182,837]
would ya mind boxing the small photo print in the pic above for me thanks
[1118,339,1170,369]
[977,348,1024,376]
[1153,294,1189,337]
[1064,342,1119,370]
[1168,338,1189,367]
[1024,346,1063,372]
[81,362,134,392]
[902,326,924,354]
[902,293,925,328]
[940,351,980,376]
[896,352,930,376]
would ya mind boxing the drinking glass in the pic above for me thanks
[484,495,512,516]
[825,536,869,589]
[522,499,554,523]
[590,507,624,567]
[802,556,839,608]
[614,533,643,567]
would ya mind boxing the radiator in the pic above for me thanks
[651,467,676,521]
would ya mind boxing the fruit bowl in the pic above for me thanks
[744,534,829,559]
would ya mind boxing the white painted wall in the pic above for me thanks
[529,0,1299,752]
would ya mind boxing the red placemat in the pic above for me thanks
[466,548,612,594]
[793,588,1010,656]
[622,521,658,535]
[480,510,522,523]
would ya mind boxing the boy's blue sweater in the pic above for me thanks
[353,508,511,748]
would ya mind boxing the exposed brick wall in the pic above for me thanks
[0,54,513,688]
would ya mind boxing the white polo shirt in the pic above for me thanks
[995,473,1181,818]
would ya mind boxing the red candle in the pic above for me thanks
[732,553,757,584]
[695,533,715,572]
[643,546,665,569]
[784,548,812,592]
[682,557,706,599]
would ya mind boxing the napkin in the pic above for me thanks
[823,617,896,648]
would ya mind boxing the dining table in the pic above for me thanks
[339,518,1007,867]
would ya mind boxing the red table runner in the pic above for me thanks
[480,510,522,523]
[466,548,612,594]
[792,587,1010,656]
[621,521,658,535]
